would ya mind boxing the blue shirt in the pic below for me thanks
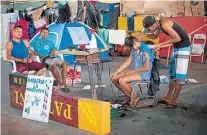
[130,42,154,70]
[11,39,29,59]
[139,42,154,62]
[31,38,56,57]
[130,43,154,81]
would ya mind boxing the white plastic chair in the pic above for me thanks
[3,49,40,74]
[190,34,206,63]
[2,50,17,73]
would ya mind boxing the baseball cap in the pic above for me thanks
[142,16,156,32]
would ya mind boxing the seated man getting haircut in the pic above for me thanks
[6,25,46,75]
[31,27,68,89]
[111,36,154,108]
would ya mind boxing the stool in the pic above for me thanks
[130,80,149,107]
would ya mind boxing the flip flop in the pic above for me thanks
[163,103,177,109]
[131,97,139,108]
[157,98,169,104]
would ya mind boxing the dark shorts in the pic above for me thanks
[16,61,45,73]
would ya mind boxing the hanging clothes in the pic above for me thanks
[109,30,126,45]
[32,7,43,21]
[58,3,71,23]
[95,2,110,11]
[127,15,134,31]
[9,23,16,40]
[68,1,78,21]
[1,13,19,52]
[100,13,110,27]
[1,14,11,52]
[109,4,115,11]
[97,29,111,49]
[85,1,101,29]
[15,19,30,40]
[34,17,48,36]
[108,5,120,29]
[33,18,47,29]
[28,21,36,39]
[10,13,19,23]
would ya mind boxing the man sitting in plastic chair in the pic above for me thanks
[6,25,46,76]
[31,27,68,92]
[111,36,154,108]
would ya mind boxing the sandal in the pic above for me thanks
[130,94,139,108]
[163,103,177,109]
[157,97,170,104]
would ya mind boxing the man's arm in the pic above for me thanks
[115,56,132,74]
[6,41,25,63]
[131,52,150,73]
[50,49,56,56]
[23,40,34,59]
[49,41,56,56]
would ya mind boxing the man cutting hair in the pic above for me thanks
[142,16,191,109]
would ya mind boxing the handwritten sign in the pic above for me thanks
[22,75,53,122]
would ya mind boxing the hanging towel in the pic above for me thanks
[1,14,10,52]
[68,1,78,21]
[34,17,48,36]
[109,30,126,45]
[118,17,128,30]
[127,15,134,31]
[10,13,19,23]
[97,29,111,49]
[102,13,110,27]
[34,18,46,29]
[15,19,29,40]
[108,6,119,29]
[32,7,43,21]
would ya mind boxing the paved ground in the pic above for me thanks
[1,57,207,135]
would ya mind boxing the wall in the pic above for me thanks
[159,16,207,63]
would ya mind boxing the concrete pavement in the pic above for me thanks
[1,57,207,135]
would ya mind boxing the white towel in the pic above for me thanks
[109,30,126,45]
[34,18,46,29]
